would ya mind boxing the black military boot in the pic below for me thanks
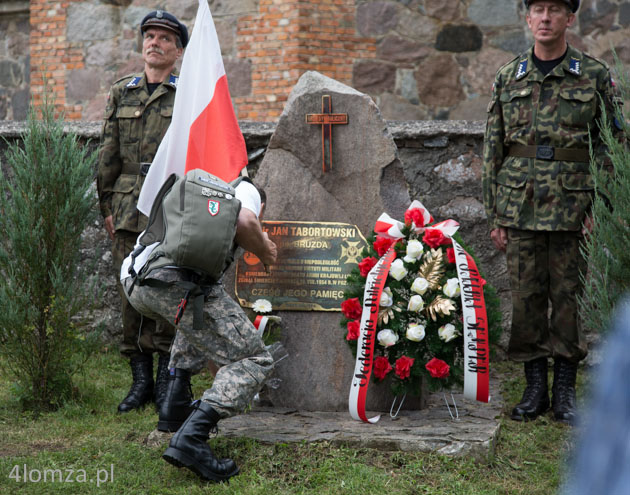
[118,354,154,413]
[162,401,239,482]
[552,358,579,425]
[154,353,171,412]
[510,357,550,421]
[157,368,195,432]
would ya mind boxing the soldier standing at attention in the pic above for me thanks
[97,11,188,413]
[482,0,621,424]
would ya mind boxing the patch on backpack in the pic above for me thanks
[208,200,220,216]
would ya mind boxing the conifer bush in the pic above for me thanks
[0,94,99,411]
[579,59,630,334]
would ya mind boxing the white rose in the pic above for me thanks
[389,258,408,281]
[379,287,393,308]
[407,294,424,312]
[403,239,424,263]
[252,299,272,313]
[443,278,461,298]
[411,277,429,295]
[406,323,426,342]
[377,329,399,347]
[438,323,459,343]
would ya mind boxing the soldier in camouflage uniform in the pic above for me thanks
[482,0,621,425]
[97,11,188,413]
[122,180,277,482]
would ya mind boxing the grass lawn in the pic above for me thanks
[0,350,580,494]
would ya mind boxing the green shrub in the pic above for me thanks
[0,93,99,412]
[579,57,630,334]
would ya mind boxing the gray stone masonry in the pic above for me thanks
[144,370,503,459]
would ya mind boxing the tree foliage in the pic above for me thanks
[579,57,630,334]
[0,94,99,411]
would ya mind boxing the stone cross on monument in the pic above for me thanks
[305,95,348,173]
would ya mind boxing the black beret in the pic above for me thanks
[140,10,189,48]
[523,0,579,13]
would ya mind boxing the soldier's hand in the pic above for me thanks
[104,215,115,241]
[582,214,594,236]
[490,227,507,252]
[260,232,277,266]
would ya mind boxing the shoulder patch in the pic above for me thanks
[515,58,528,80]
[168,74,179,88]
[112,72,142,87]
[126,76,143,88]
[568,57,581,76]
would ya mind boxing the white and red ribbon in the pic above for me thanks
[348,247,397,423]
[450,238,490,403]
[374,200,434,239]
[253,315,268,334]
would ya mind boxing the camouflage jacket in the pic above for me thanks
[482,45,620,231]
[97,71,178,233]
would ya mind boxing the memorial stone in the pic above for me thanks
[252,71,421,411]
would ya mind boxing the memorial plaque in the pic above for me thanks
[236,221,367,311]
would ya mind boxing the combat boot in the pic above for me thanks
[157,368,195,432]
[511,357,550,421]
[118,354,154,413]
[154,353,171,411]
[552,358,579,425]
[162,401,239,482]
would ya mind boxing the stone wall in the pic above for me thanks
[0,119,511,354]
[0,1,29,120]
[1,0,628,123]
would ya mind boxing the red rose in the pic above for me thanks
[446,247,456,264]
[404,208,425,228]
[394,356,415,380]
[358,257,378,277]
[373,236,395,256]
[341,297,362,320]
[425,357,450,379]
[373,356,392,380]
[346,320,360,341]
[423,229,451,249]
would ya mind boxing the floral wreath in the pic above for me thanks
[341,203,493,398]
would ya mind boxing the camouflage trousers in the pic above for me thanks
[506,228,588,363]
[112,230,175,357]
[123,268,273,419]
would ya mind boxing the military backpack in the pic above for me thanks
[131,168,244,284]
[126,169,246,328]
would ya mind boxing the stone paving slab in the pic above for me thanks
[218,373,503,461]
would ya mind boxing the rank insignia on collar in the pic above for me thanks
[569,57,581,75]
[169,74,179,88]
[515,59,528,80]
[126,76,142,88]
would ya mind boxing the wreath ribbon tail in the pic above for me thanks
[450,238,490,403]
[348,248,397,423]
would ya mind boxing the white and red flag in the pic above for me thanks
[138,0,248,215]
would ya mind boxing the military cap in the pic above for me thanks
[523,0,579,13]
[140,10,189,48]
